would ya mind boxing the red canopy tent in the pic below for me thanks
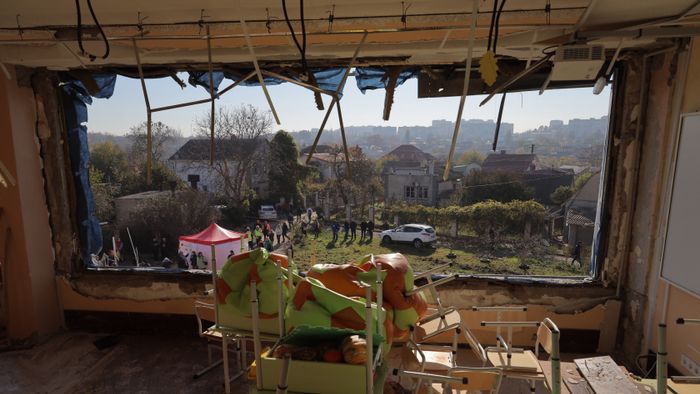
[178,223,248,269]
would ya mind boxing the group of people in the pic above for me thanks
[330,219,375,243]
[245,219,290,252]
[179,250,208,269]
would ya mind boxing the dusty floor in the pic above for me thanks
[0,330,569,393]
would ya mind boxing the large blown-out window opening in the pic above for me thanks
[74,67,612,279]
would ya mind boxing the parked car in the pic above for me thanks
[258,205,277,220]
[380,224,437,248]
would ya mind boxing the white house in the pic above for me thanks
[168,139,269,198]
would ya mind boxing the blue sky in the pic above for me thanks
[87,73,611,136]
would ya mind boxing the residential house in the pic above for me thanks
[382,145,440,207]
[481,151,539,174]
[302,148,348,183]
[168,139,269,199]
[524,168,574,205]
[563,172,600,248]
[480,151,571,205]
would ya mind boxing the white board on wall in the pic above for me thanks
[661,112,700,296]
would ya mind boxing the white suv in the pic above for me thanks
[380,224,437,248]
[258,205,277,220]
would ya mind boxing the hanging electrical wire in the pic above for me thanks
[480,0,507,86]
[74,0,110,61]
[281,0,324,109]
[492,0,507,55]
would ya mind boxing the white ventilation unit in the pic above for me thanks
[550,45,605,81]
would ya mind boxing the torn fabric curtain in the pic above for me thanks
[59,73,116,265]
[187,71,226,92]
[354,67,418,93]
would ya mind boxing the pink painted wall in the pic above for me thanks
[0,67,61,341]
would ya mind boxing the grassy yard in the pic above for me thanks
[286,228,589,277]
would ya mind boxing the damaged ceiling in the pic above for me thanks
[0,0,699,70]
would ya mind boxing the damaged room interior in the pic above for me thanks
[2,0,700,393]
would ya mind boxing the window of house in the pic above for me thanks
[418,186,429,200]
[404,185,415,198]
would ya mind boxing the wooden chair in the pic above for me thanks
[481,317,561,394]
[409,263,489,370]
[193,300,244,380]
[393,338,503,394]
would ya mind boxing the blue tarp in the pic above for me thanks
[189,68,346,93]
[354,67,418,93]
[60,73,116,265]
[187,71,226,92]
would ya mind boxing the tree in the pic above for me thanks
[193,104,273,203]
[120,161,180,196]
[550,185,574,205]
[462,172,533,204]
[457,150,485,165]
[126,121,182,163]
[321,145,382,220]
[123,190,219,258]
[89,167,115,221]
[573,171,594,190]
[268,130,313,208]
[90,141,128,183]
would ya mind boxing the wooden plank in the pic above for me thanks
[574,356,641,394]
[540,360,590,394]
[669,379,700,394]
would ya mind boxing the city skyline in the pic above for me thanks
[87,73,612,136]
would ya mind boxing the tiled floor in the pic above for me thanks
[0,331,587,393]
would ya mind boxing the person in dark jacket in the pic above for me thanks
[367,220,375,241]
[343,221,350,241]
[359,221,367,241]
[331,222,339,243]
[571,242,582,266]
[349,220,357,240]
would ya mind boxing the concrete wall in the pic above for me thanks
[0,67,62,343]
[613,38,700,371]
[645,38,700,373]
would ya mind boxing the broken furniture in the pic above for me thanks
[410,262,487,370]
[260,271,387,394]
[213,248,292,393]
[193,300,244,380]
[392,338,503,393]
[481,317,561,394]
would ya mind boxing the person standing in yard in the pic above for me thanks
[331,222,339,243]
[189,251,197,269]
[275,222,283,245]
[246,226,253,250]
[196,251,206,269]
[282,221,290,242]
[360,221,367,241]
[254,225,263,245]
[367,220,375,241]
[571,241,582,266]
[350,220,357,240]
[343,220,350,241]
[313,219,320,239]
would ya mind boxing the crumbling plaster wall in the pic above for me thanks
[0,66,62,343]
[605,41,697,366]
